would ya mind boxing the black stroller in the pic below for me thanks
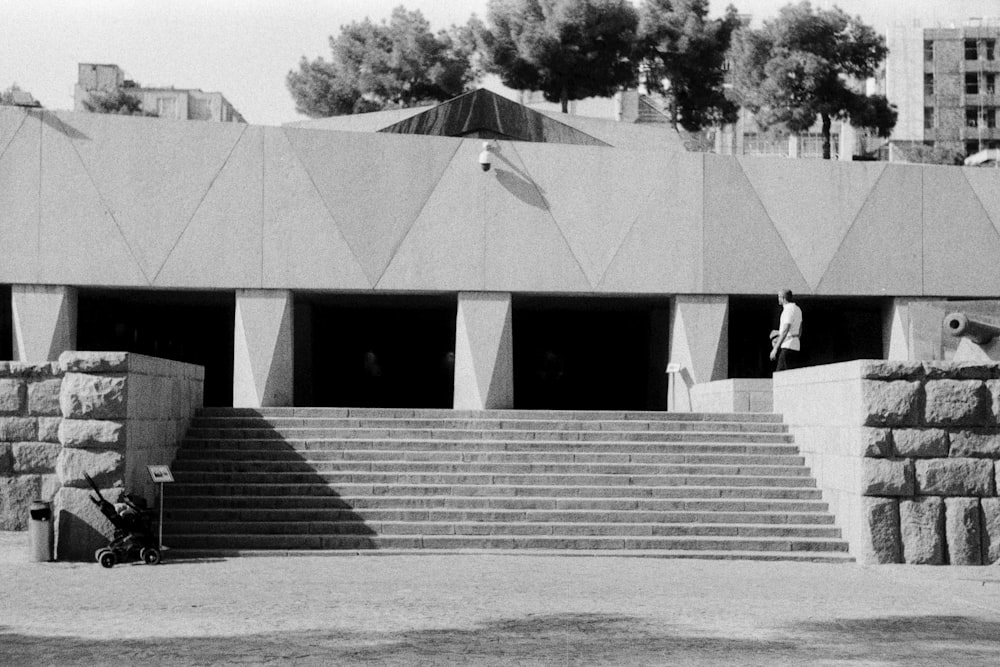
[84,473,161,568]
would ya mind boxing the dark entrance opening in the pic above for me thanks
[512,296,670,411]
[0,285,11,360]
[729,295,885,378]
[77,290,235,406]
[300,294,457,408]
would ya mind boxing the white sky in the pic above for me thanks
[2,0,999,126]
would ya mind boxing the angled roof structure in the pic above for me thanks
[285,88,686,151]
[377,88,610,146]
[4,103,1000,297]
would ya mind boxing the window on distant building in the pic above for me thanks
[924,73,934,96]
[156,97,177,118]
[967,108,980,128]
[967,73,980,95]
[924,40,934,62]
[988,40,997,61]
[989,109,998,129]
[987,73,996,95]
[966,39,979,60]
[925,107,935,130]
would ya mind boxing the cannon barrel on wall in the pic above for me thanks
[944,312,1000,345]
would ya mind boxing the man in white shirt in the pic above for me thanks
[769,289,802,372]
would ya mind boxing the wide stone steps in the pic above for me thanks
[167,493,830,511]
[170,460,812,477]
[189,417,789,433]
[165,508,836,525]
[165,533,848,555]
[178,440,801,455]
[174,449,806,466]
[164,408,851,561]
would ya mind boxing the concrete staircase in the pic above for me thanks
[164,408,852,562]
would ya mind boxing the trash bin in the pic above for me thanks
[28,500,53,562]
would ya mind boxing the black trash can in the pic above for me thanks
[28,500,53,562]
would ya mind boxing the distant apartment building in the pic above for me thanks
[887,18,1000,157]
[74,63,245,123]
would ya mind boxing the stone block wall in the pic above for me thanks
[0,362,63,530]
[0,352,203,560]
[775,360,1000,565]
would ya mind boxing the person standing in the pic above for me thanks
[770,289,802,372]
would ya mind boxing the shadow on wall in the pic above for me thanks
[3,615,1000,665]
[164,416,377,551]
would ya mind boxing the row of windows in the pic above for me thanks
[924,106,999,129]
[924,39,998,62]
[923,73,998,96]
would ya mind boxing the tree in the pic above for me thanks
[483,0,639,113]
[287,6,478,117]
[81,88,156,116]
[727,1,895,159]
[636,0,740,132]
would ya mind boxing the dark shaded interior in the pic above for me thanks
[77,290,235,406]
[0,285,11,360]
[729,295,885,378]
[301,294,457,408]
[512,296,669,411]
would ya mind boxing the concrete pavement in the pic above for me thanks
[1,531,999,666]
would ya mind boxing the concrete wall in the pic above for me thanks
[775,360,1000,565]
[690,379,773,413]
[0,352,204,560]
[4,106,1000,298]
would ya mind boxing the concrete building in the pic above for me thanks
[74,63,245,123]
[3,88,1000,412]
[887,18,1000,157]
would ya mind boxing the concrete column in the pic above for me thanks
[11,285,78,361]
[883,298,948,361]
[454,292,513,410]
[668,296,729,411]
[233,289,294,407]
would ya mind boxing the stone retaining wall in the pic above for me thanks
[0,352,203,560]
[774,360,1000,565]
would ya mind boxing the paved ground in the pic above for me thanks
[2,532,999,666]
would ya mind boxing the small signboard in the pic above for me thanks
[665,363,682,374]
[147,465,175,483]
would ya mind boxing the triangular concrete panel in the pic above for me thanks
[0,108,28,159]
[964,167,1000,236]
[37,113,147,286]
[818,165,923,295]
[155,126,265,287]
[283,128,460,285]
[739,158,886,290]
[262,128,370,289]
[378,140,488,290]
[702,156,809,294]
[0,113,41,282]
[923,167,1000,296]
[599,152,704,292]
[484,143,591,291]
[63,112,245,281]
[233,291,293,407]
[514,143,664,287]
[454,293,514,409]
[671,297,729,385]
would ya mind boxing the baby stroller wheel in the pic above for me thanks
[140,547,161,565]
[97,549,116,569]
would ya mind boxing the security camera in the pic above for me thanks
[478,142,492,172]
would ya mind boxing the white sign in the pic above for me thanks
[665,363,682,374]
[147,465,175,483]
